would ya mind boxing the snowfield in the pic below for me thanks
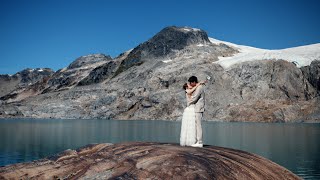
[209,37,320,69]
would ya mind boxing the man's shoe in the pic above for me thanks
[191,143,203,148]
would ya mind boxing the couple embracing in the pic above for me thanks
[180,76,207,148]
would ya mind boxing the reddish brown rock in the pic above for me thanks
[0,142,300,179]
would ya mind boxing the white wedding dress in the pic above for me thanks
[180,104,196,146]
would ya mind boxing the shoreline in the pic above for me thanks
[0,117,319,123]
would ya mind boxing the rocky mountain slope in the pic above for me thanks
[0,68,54,103]
[0,26,319,122]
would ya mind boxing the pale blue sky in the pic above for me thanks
[1,0,319,74]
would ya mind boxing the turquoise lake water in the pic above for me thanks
[0,119,319,179]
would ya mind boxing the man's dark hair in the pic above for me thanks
[188,76,198,83]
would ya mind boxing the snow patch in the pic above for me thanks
[182,28,191,32]
[162,60,173,63]
[182,27,200,32]
[209,37,320,68]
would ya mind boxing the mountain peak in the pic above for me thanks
[131,26,211,59]
[142,26,210,57]
[115,26,212,75]
[67,53,112,69]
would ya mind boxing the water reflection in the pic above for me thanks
[203,122,320,179]
[0,119,319,179]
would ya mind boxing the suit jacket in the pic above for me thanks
[187,85,205,113]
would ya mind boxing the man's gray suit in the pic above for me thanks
[187,84,205,144]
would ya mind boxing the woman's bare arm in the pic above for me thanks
[185,82,203,95]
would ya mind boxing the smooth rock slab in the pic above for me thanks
[0,142,300,179]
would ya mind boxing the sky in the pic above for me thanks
[0,0,319,74]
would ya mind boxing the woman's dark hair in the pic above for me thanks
[188,76,198,83]
[183,83,188,90]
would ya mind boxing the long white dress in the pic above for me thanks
[180,103,196,146]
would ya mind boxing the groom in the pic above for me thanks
[188,76,205,148]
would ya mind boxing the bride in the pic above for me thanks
[180,81,205,146]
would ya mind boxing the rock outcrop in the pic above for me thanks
[301,60,320,93]
[0,142,300,180]
[78,60,119,86]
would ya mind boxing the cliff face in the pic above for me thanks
[0,26,319,122]
[301,60,320,93]
[209,60,319,122]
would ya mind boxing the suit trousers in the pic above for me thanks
[195,112,203,144]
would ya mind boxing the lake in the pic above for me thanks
[0,119,319,179]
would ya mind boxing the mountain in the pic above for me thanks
[0,26,319,122]
[44,54,113,92]
[0,68,54,102]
